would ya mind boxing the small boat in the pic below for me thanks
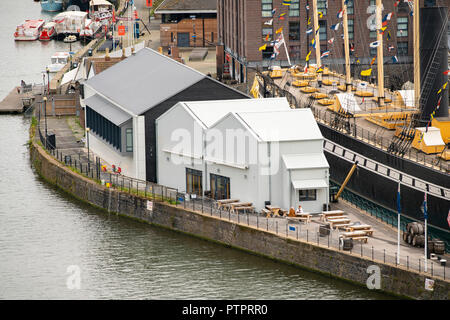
[79,18,102,39]
[47,52,71,73]
[14,19,45,41]
[89,0,114,26]
[40,0,63,12]
[53,11,88,40]
[39,21,56,41]
[63,35,77,43]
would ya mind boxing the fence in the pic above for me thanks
[35,121,449,282]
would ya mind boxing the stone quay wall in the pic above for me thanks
[29,139,450,300]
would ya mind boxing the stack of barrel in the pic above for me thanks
[403,222,446,254]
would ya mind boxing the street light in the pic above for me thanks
[86,127,91,171]
[46,67,50,95]
[43,96,48,149]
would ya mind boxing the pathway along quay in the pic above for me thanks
[29,116,450,300]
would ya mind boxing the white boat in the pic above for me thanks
[53,11,88,40]
[39,21,56,41]
[79,18,102,39]
[14,19,45,41]
[89,0,114,25]
[47,52,71,73]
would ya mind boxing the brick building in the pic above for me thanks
[217,0,448,85]
[155,0,218,47]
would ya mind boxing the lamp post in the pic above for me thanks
[43,96,48,149]
[86,127,91,170]
[46,67,50,95]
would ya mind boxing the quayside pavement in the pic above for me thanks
[37,115,450,282]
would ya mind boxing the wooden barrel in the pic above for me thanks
[407,233,414,244]
[406,222,414,233]
[434,240,446,254]
[342,238,353,251]
[319,225,331,237]
[402,231,409,242]
[428,240,435,253]
[413,235,425,247]
[410,223,424,235]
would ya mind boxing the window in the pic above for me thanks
[262,27,273,42]
[370,31,377,39]
[262,0,273,17]
[397,17,408,37]
[347,0,354,15]
[85,106,121,151]
[126,128,133,152]
[289,0,300,17]
[370,47,377,56]
[186,168,202,195]
[398,42,408,55]
[348,19,354,40]
[261,45,274,60]
[210,174,230,200]
[317,0,327,16]
[289,21,300,41]
[319,20,327,41]
[299,189,317,201]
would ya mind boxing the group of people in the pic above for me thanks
[288,205,304,217]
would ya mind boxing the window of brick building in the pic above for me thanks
[262,0,273,17]
[397,17,408,37]
[348,19,354,40]
[397,42,408,55]
[289,0,300,17]
[262,27,273,42]
[289,21,300,41]
[317,0,327,16]
[319,20,327,41]
[347,0,354,15]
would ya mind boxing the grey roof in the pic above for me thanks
[155,0,216,12]
[84,94,132,126]
[85,48,206,116]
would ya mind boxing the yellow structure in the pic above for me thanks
[365,112,414,130]
[269,69,283,78]
[432,117,450,144]
[292,80,309,87]
[355,90,375,97]
[300,87,319,93]
[394,126,415,139]
[318,98,335,106]
[310,92,328,99]
[322,79,336,86]
[411,127,446,154]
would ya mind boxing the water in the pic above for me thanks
[0,2,394,300]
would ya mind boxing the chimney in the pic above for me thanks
[105,47,110,61]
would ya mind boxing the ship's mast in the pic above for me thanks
[414,0,420,109]
[342,0,351,92]
[312,0,322,80]
[376,0,385,106]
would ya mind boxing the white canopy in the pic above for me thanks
[90,0,113,6]
[336,93,361,114]
[398,90,415,108]
[61,66,82,86]
[292,179,328,190]
[416,127,445,146]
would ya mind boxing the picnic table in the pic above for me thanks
[327,218,351,229]
[229,202,253,214]
[217,199,239,209]
[266,205,281,217]
[339,231,370,243]
[344,224,373,232]
[287,213,312,224]
[320,210,345,221]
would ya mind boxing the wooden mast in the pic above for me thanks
[342,0,351,92]
[312,0,322,80]
[376,0,385,106]
[414,0,420,109]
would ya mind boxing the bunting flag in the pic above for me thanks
[264,19,273,25]
[370,57,376,65]
[330,23,340,31]
[304,64,308,73]
[361,68,372,76]
[443,70,450,75]
[394,0,400,7]
[305,51,312,62]
[350,43,355,52]
[305,4,310,10]
[392,56,399,63]
[315,28,320,35]
[383,12,393,22]
[370,41,380,48]
[437,82,448,94]
[318,12,323,18]
[307,17,311,25]
[112,9,116,23]
[356,58,361,64]
[316,66,324,73]
[279,13,286,20]
[259,44,267,51]
[321,50,330,58]
[282,0,291,5]
[388,45,395,52]
[328,37,335,44]
[379,27,387,35]
[276,27,283,34]
[265,34,270,41]
[337,9,344,19]
[361,97,365,105]
[387,31,392,41]
[271,8,277,16]
[306,28,313,34]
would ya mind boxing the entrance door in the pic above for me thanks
[210,173,230,200]
[177,32,190,47]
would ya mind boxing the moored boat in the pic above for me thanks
[53,11,88,40]
[47,51,71,73]
[79,18,102,39]
[39,21,56,41]
[14,19,45,41]
[40,0,64,12]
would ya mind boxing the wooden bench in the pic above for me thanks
[231,206,255,214]
[328,218,351,229]
[320,210,345,221]
[351,236,369,243]
[266,205,281,217]
[344,224,372,232]
[287,216,310,224]
[326,215,349,221]
[261,208,271,217]
[217,199,239,209]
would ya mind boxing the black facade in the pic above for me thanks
[86,106,121,151]
[144,77,249,183]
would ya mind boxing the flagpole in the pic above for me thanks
[281,31,291,66]
[376,0,385,107]
[312,0,322,82]
[413,0,420,109]
[342,0,351,92]
[397,182,401,265]
[424,192,428,273]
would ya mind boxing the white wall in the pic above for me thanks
[133,115,146,180]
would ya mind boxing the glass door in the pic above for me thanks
[210,173,230,200]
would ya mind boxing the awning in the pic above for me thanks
[61,66,82,86]
[84,94,132,127]
[292,179,328,190]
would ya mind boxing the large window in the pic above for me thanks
[262,27,273,42]
[347,0,354,15]
[319,20,327,41]
[397,17,408,37]
[126,128,133,152]
[398,42,408,55]
[348,19,354,40]
[186,168,202,195]
[317,0,327,16]
[262,0,273,17]
[86,106,121,151]
[299,189,317,201]
[289,21,300,41]
[289,0,300,17]
[210,173,230,200]
[261,45,274,60]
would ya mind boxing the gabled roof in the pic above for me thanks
[176,98,291,129]
[85,47,206,116]
[234,109,323,142]
[155,0,216,14]
[282,153,329,170]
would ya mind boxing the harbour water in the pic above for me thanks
[0,1,394,300]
